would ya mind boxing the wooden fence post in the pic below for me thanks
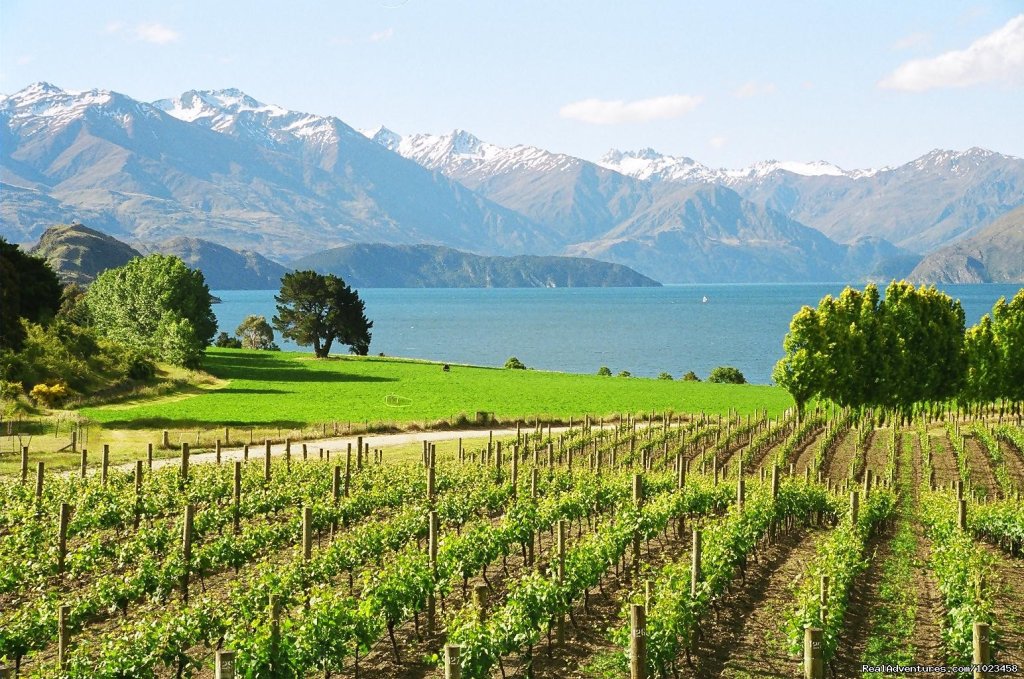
[736,459,745,510]
[691,529,702,595]
[428,510,438,635]
[820,575,829,624]
[630,603,647,679]
[959,499,968,530]
[804,626,824,679]
[182,504,194,603]
[973,622,990,679]
[215,650,236,679]
[444,644,462,679]
[162,429,170,448]
[58,604,70,670]
[21,446,28,483]
[473,584,489,622]
[557,519,567,645]
[771,464,780,499]
[264,440,272,483]
[58,502,71,573]
[302,506,313,560]
[216,439,222,464]
[180,442,190,484]
[35,461,45,499]
[233,461,241,534]
[102,444,110,485]
[80,448,88,479]
[632,474,644,577]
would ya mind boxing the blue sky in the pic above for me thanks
[2,1,1022,169]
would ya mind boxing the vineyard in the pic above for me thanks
[1,408,1022,678]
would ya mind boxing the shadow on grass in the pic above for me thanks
[204,353,398,383]
[217,388,291,395]
[97,417,311,430]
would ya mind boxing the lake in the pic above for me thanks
[210,284,1023,384]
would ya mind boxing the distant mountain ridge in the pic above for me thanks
[290,243,661,288]
[28,223,141,285]
[909,205,1024,283]
[2,82,1020,284]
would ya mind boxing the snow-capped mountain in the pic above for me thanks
[1,83,555,259]
[597,148,872,183]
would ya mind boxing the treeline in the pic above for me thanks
[773,281,1024,414]
[0,238,216,408]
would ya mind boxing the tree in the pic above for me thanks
[0,237,62,351]
[273,271,372,358]
[236,315,276,350]
[85,254,216,367]
[597,366,612,376]
[708,366,746,384]
[962,315,1000,405]
[773,305,824,415]
[681,371,701,382]
[617,370,632,378]
[657,372,673,380]
[214,332,243,349]
[504,356,526,369]
[990,289,1024,403]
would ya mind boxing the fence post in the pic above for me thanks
[557,519,567,645]
[736,459,745,510]
[21,446,28,483]
[804,626,824,679]
[80,447,88,479]
[973,622,990,678]
[850,491,859,525]
[630,603,648,679]
[632,474,643,577]
[58,502,71,572]
[58,604,70,670]
[102,444,110,485]
[35,461,45,499]
[180,442,190,484]
[691,529,702,595]
[233,461,242,534]
[958,499,968,530]
[182,504,194,603]
[428,510,439,635]
[215,650,236,679]
[771,464,780,499]
[444,644,462,679]
[264,439,272,483]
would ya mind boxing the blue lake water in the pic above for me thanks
[211,284,1023,384]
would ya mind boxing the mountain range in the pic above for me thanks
[3,83,1022,284]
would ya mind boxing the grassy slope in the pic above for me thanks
[80,348,793,428]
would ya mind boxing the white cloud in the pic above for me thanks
[733,81,776,98]
[368,28,394,43]
[880,14,1024,91]
[559,94,703,125]
[15,55,34,66]
[892,32,930,51]
[106,21,179,44]
[708,136,728,149]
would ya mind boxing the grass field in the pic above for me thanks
[80,348,793,429]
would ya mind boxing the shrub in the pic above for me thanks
[708,366,746,384]
[30,382,70,407]
[597,366,612,376]
[682,371,701,382]
[214,332,243,349]
[504,356,527,370]
[0,379,23,401]
[657,372,673,380]
[617,370,632,378]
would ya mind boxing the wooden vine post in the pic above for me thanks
[691,529,702,595]
[736,459,745,510]
[771,464,780,499]
[181,504,194,603]
[850,491,859,525]
[147,443,153,470]
[958,499,968,530]
[444,644,462,679]
[345,444,352,497]
[820,575,830,624]
[21,446,28,483]
[80,448,88,479]
[973,622,991,678]
[215,439,222,464]
[264,440,272,483]
[57,502,71,573]
[511,446,519,497]
[302,506,313,560]
[133,461,144,530]
[630,603,648,679]
[180,442,190,485]
[557,518,567,645]
[58,604,70,670]
[804,626,824,679]
[233,461,242,534]
[473,584,489,622]
[35,461,44,500]
[101,444,110,485]
[269,594,281,661]
[632,474,644,577]
[357,436,364,470]
[215,650,236,679]
[428,510,439,635]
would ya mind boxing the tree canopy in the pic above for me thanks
[273,271,372,358]
[236,315,276,350]
[85,254,216,367]
[0,237,62,351]
[708,366,746,384]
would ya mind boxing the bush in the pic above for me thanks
[617,370,632,378]
[682,371,701,382]
[597,366,612,376]
[0,379,23,401]
[214,332,243,349]
[657,372,673,380]
[708,366,746,384]
[504,356,526,370]
[30,382,70,407]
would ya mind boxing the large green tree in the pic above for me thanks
[772,305,824,415]
[0,237,62,351]
[273,271,372,358]
[85,254,216,367]
[990,289,1024,403]
[236,315,276,350]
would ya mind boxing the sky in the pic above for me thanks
[2,1,1022,170]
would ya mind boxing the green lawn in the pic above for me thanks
[80,349,793,428]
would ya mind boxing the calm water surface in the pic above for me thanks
[211,284,1023,384]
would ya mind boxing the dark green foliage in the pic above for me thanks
[708,366,746,384]
[657,372,673,380]
[617,370,632,378]
[85,254,216,367]
[597,366,612,376]
[965,289,1024,404]
[681,371,701,382]
[273,271,372,358]
[0,237,62,350]
[214,332,243,349]
[504,356,526,370]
